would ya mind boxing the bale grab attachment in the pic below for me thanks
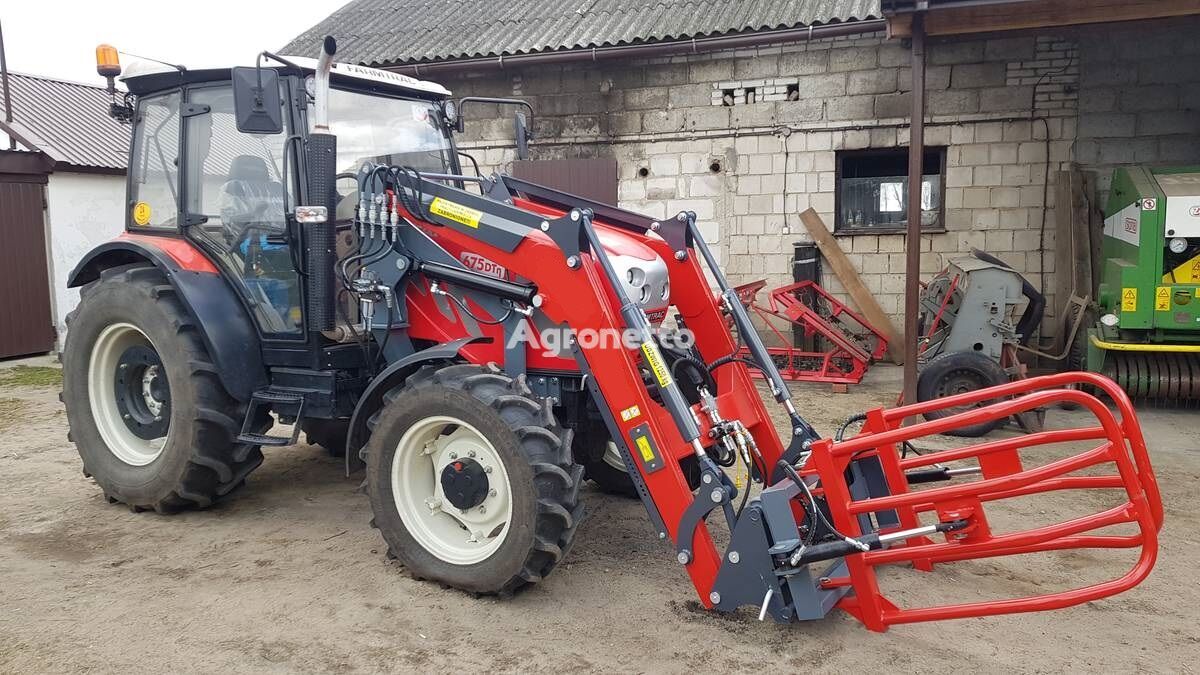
[797,372,1162,630]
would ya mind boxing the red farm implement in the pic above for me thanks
[796,372,1163,631]
[733,280,888,384]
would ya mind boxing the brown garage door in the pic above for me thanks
[511,158,618,206]
[0,165,55,358]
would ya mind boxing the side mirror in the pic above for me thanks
[514,111,532,161]
[231,67,283,134]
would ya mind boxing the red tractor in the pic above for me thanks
[62,39,1163,630]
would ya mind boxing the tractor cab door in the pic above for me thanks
[182,82,303,337]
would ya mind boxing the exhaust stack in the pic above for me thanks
[304,36,338,332]
[312,35,335,131]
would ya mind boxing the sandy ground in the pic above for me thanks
[0,358,1197,673]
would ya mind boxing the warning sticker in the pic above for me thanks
[1121,287,1138,312]
[640,341,674,388]
[132,202,152,226]
[635,435,656,463]
[619,405,641,422]
[429,197,482,228]
[1156,286,1171,311]
[628,423,663,473]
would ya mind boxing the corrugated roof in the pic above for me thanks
[0,72,130,171]
[282,0,882,67]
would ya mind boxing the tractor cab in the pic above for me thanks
[111,55,461,339]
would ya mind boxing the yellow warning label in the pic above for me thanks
[429,197,482,228]
[619,405,641,422]
[1156,286,1171,311]
[132,202,152,226]
[1121,287,1138,312]
[641,341,673,388]
[1164,255,1200,283]
[635,435,656,463]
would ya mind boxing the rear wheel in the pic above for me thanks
[365,363,583,595]
[917,351,1009,437]
[62,264,265,512]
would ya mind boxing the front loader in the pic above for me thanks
[61,38,1162,631]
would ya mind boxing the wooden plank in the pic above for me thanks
[1052,170,1097,352]
[887,0,1200,37]
[1052,170,1075,354]
[799,208,904,364]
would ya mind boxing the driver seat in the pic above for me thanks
[219,154,285,243]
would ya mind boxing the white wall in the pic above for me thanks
[45,171,126,347]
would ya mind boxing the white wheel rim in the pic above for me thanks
[87,323,169,466]
[391,415,513,565]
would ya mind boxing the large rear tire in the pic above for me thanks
[62,264,266,513]
[365,363,584,595]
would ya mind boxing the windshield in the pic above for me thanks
[315,86,454,175]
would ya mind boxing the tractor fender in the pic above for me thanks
[344,336,486,475]
[68,237,268,401]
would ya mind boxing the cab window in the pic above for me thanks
[184,84,302,335]
[128,91,181,229]
[319,87,453,175]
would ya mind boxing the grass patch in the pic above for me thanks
[0,398,27,431]
[0,365,63,388]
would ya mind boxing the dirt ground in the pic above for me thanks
[1,358,1197,673]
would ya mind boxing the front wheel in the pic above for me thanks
[365,364,583,595]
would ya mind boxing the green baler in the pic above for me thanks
[1088,166,1200,397]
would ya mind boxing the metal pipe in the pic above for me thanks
[312,36,337,132]
[383,20,887,76]
[902,13,926,411]
[0,20,14,150]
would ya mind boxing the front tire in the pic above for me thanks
[365,363,584,595]
[62,264,265,513]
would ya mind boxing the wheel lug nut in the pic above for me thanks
[468,450,476,458]
[478,506,486,514]
[488,489,497,497]
[449,452,458,459]
[484,466,493,474]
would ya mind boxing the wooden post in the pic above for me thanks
[903,13,926,407]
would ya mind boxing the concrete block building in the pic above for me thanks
[286,1,1200,347]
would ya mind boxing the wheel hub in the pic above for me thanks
[440,457,489,510]
[113,345,170,440]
